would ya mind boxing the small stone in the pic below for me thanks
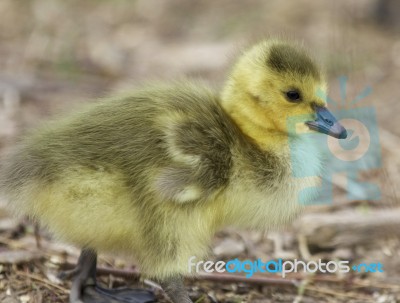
[332,248,353,259]
[0,250,42,264]
[19,295,30,303]
[213,238,245,257]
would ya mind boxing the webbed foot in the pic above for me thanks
[80,285,155,303]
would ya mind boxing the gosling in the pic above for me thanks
[0,40,347,303]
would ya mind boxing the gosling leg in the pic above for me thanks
[69,248,97,303]
[62,248,155,303]
[159,275,193,303]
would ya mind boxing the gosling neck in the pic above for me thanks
[220,84,289,153]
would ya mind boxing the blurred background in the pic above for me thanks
[0,0,399,302]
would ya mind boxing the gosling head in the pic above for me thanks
[221,40,347,150]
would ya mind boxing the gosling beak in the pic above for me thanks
[306,106,347,139]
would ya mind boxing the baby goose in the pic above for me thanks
[0,40,346,303]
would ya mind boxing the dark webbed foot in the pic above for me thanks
[81,286,156,303]
[61,248,155,303]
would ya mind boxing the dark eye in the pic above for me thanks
[286,90,301,102]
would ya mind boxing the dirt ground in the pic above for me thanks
[0,0,400,302]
